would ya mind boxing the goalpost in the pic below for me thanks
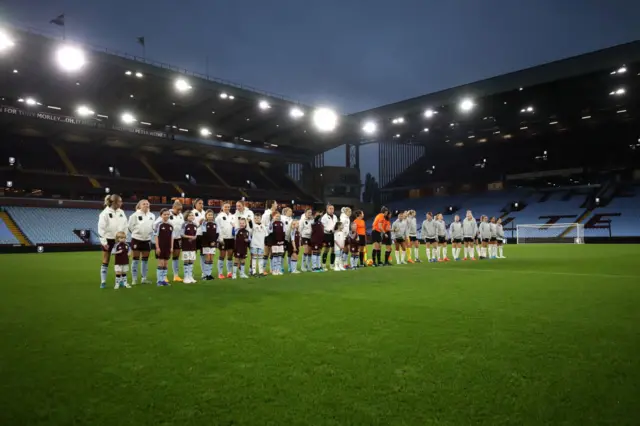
[516,223,585,244]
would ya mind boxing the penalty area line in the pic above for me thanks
[431,266,639,280]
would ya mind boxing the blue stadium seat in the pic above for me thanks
[0,219,20,245]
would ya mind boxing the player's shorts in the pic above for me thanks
[196,235,203,251]
[264,234,274,247]
[156,248,172,260]
[438,236,446,244]
[409,236,418,242]
[490,237,497,242]
[482,238,490,243]
[114,264,129,274]
[395,237,405,244]
[202,247,216,255]
[182,250,196,261]
[311,241,322,251]
[234,247,248,260]
[287,242,298,257]
[371,230,382,243]
[172,239,182,250]
[102,238,116,253]
[251,247,264,256]
[425,237,436,244]
[283,240,289,255]
[271,244,285,255]
[358,235,366,247]
[323,233,335,248]
[464,237,474,243]
[497,238,504,246]
[220,238,235,251]
[130,238,151,252]
[453,238,462,244]
[382,233,392,246]
[301,237,311,246]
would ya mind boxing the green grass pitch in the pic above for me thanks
[1,245,639,425]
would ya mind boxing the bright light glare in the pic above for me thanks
[200,128,212,137]
[290,107,304,118]
[220,92,228,99]
[618,67,627,74]
[459,98,474,112]
[0,30,15,52]
[424,109,435,118]
[362,121,377,135]
[76,105,94,116]
[175,78,192,92]
[125,70,132,75]
[258,100,271,110]
[56,45,87,72]
[25,98,37,106]
[121,113,136,124]
[526,106,534,112]
[313,107,338,132]
[135,72,143,78]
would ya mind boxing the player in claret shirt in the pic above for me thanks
[347,222,361,269]
[201,209,218,280]
[154,208,174,286]
[232,218,250,279]
[181,210,198,284]
[270,212,286,276]
[111,231,131,289]
[289,219,301,274]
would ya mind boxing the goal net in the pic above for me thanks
[516,223,585,244]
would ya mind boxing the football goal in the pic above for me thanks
[516,223,585,244]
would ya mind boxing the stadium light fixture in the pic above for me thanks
[12,69,18,74]
[423,128,429,132]
[290,107,305,119]
[135,72,143,78]
[0,29,15,52]
[229,95,235,100]
[125,70,132,76]
[362,121,377,135]
[55,45,87,72]
[220,92,228,99]
[8,157,15,165]
[121,112,136,124]
[312,107,338,132]
[174,78,192,92]
[424,109,435,118]
[609,88,626,96]
[76,105,95,116]
[392,117,404,124]
[615,66,627,74]
[200,127,212,137]
[6,180,12,188]
[105,187,110,194]
[258,100,271,110]
[25,97,37,106]
[459,98,474,112]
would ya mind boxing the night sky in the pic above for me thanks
[3,0,640,176]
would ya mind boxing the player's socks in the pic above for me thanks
[100,263,108,284]
[251,258,257,274]
[232,264,238,278]
[385,250,391,264]
[227,259,233,275]
[218,258,225,275]
[131,259,139,281]
[330,253,336,267]
[395,251,400,264]
[359,252,364,266]
[401,251,406,263]
[291,259,297,272]
[200,254,206,272]
[262,257,268,272]
[141,258,149,280]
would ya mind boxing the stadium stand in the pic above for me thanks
[0,216,20,245]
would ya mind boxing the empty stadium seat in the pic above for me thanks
[0,219,19,245]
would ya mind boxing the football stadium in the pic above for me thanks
[1,25,640,425]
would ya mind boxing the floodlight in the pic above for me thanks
[595,197,600,204]
[200,127,212,137]
[424,109,435,118]
[290,107,304,118]
[423,128,429,132]
[614,88,626,96]
[185,174,190,179]
[6,180,12,188]
[258,100,271,110]
[0,30,15,52]
[12,69,18,74]
[362,121,377,135]
[514,202,519,208]
[526,106,534,112]
[108,166,114,173]
[76,105,94,116]
[229,95,235,100]
[121,112,136,124]
[174,78,192,92]
[135,72,143,78]
[56,45,86,72]
[125,70,132,75]
[392,117,404,124]
[25,97,37,106]
[312,107,338,132]
[220,92,228,99]
[459,98,474,112]
[181,192,185,198]
[9,157,15,165]
[105,187,110,194]
[617,67,627,74]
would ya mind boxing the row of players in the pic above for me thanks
[98,194,506,289]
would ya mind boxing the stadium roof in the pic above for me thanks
[350,40,640,147]
[0,26,359,161]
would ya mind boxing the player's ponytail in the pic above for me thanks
[104,195,112,208]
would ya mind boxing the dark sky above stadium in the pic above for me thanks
[5,0,640,114]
